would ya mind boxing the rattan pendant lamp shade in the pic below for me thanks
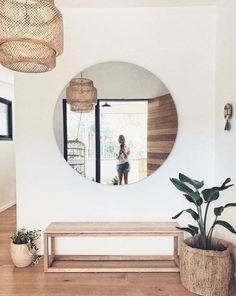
[0,0,63,73]
[70,102,94,113]
[66,78,97,113]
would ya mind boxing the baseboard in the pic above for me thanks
[0,200,16,213]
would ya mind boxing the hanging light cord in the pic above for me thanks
[76,111,83,141]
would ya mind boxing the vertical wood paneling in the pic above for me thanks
[147,94,178,176]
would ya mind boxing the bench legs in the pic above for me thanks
[44,234,49,272]
[44,233,184,273]
[173,234,183,268]
[44,234,56,272]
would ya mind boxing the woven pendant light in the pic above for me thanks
[0,0,64,73]
[66,77,97,113]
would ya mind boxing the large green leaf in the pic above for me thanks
[184,194,203,206]
[202,178,234,203]
[170,178,194,194]
[224,203,236,208]
[214,206,224,216]
[219,178,233,191]
[202,188,219,203]
[214,203,236,217]
[179,173,204,189]
[187,191,202,204]
[183,194,195,203]
[214,220,236,234]
[176,226,195,237]
[188,224,199,235]
[172,209,199,221]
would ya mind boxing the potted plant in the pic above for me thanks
[111,176,118,185]
[10,228,41,267]
[170,173,236,296]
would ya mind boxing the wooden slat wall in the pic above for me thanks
[147,94,178,176]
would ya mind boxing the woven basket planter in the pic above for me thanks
[180,237,235,296]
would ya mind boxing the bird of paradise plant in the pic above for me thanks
[170,173,236,250]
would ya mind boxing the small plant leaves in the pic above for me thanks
[10,228,41,264]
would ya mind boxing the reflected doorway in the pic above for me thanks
[99,99,148,185]
[63,99,148,184]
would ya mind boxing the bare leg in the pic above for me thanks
[124,172,128,185]
[118,172,123,185]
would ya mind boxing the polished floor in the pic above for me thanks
[0,206,234,296]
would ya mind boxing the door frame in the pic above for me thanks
[63,98,148,183]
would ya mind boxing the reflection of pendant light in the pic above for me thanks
[66,74,97,113]
[0,0,64,73]
[102,101,111,107]
[70,102,94,113]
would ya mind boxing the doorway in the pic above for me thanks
[63,99,148,184]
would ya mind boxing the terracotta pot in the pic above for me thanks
[180,237,235,296]
[10,242,33,268]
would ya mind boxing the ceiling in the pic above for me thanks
[55,0,219,8]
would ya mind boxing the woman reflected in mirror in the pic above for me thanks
[116,135,130,185]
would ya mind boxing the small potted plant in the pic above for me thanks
[111,176,118,185]
[10,228,41,267]
[170,173,236,296]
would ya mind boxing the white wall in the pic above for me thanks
[215,0,236,256]
[0,66,15,212]
[15,7,216,254]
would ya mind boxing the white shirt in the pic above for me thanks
[115,145,130,165]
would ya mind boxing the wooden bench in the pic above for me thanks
[44,222,183,273]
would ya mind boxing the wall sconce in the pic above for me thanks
[224,103,233,131]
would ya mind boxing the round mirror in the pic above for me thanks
[53,62,178,185]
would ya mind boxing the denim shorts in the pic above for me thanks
[116,162,130,173]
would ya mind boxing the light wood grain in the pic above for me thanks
[145,159,165,165]
[45,221,181,235]
[147,94,178,176]
[48,259,179,273]
[54,255,175,261]
[44,222,183,273]
[1,206,235,295]
[44,234,49,271]
[148,127,178,136]
[47,256,180,273]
